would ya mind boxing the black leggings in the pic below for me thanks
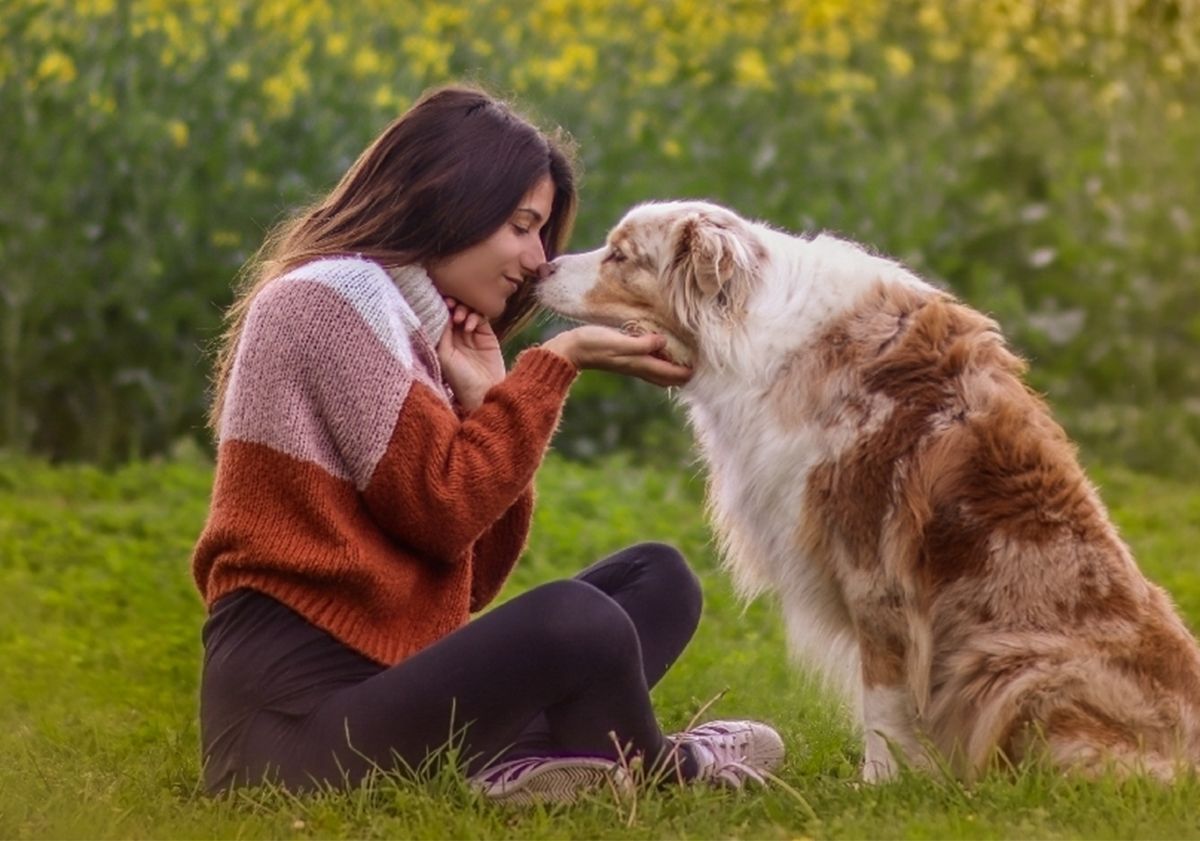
[200,542,703,793]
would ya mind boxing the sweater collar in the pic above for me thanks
[386,264,449,343]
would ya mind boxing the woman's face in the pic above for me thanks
[427,175,555,319]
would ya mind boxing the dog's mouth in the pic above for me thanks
[535,281,694,367]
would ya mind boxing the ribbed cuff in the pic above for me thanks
[512,345,580,392]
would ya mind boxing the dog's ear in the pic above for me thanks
[667,210,760,329]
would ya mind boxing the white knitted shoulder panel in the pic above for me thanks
[278,256,420,368]
[221,257,442,488]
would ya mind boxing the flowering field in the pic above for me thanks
[2,0,1199,468]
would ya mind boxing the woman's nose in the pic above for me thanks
[521,238,547,274]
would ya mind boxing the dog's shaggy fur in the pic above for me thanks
[537,200,1200,782]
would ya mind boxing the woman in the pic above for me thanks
[193,85,783,805]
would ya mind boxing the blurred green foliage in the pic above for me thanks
[2,0,1198,470]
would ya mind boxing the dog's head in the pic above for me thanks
[536,201,764,367]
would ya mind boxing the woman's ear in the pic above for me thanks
[666,211,761,330]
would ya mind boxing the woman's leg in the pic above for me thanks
[574,542,703,687]
[247,578,670,790]
[504,542,702,758]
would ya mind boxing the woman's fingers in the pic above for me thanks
[618,354,693,386]
[442,297,489,334]
[563,326,692,386]
[574,324,663,355]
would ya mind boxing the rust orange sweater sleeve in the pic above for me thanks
[362,347,577,564]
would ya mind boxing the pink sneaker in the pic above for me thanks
[668,719,785,788]
[468,755,633,805]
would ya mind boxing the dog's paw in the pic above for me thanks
[620,319,650,337]
[861,727,933,783]
[621,320,693,368]
[861,755,900,784]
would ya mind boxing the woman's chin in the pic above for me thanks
[451,296,505,321]
[484,296,513,320]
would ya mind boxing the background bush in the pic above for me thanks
[2,0,1198,470]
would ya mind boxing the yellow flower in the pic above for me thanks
[352,46,383,78]
[78,0,115,16]
[641,43,680,87]
[422,4,468,35]
[166,118,189,148]
[227,60,250,82]
[533,43,598,93]
[372,84,393,109]
[263,73,295,117]
[978,53,1021,109]
[930,39,962,63]
[36,50,77,85]
[733,48,772,90]
[917,5,947,35]
[216,2,240,35]
[883,45,913,78]
[87,90,117,115]
[326,33,348,57]
[402,34,453,79]
[824,27,851,60]
[211,230,241,248]
[661,138,683,159]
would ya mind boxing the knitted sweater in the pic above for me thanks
[191,256,578,666]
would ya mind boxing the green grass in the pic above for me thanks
[2,446,1200,839]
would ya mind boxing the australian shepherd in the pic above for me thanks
[536,200,1200,782]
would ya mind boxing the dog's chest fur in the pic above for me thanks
[677,238,931,704]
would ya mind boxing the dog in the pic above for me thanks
[536,200,1200,782]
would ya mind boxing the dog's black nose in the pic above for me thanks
[536,262,557,280]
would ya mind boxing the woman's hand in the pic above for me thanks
[437,297,506,412]
[542,325,693,388]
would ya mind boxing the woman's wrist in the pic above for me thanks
[540,332,578,368]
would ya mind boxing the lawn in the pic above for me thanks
[2,446,1199,839]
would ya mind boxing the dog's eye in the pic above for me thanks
[604,247,627,264]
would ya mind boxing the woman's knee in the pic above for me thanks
[525,580,642,673]
[632,542,703,626]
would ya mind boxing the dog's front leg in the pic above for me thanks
[850,585,928,782]
[861,678,925,782]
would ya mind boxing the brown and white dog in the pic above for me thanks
[536,200,1200,782]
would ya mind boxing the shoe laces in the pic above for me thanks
[676,722,755,767]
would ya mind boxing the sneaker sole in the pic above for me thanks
[485,763,633,806]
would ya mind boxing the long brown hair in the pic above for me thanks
[206,85,578,433]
